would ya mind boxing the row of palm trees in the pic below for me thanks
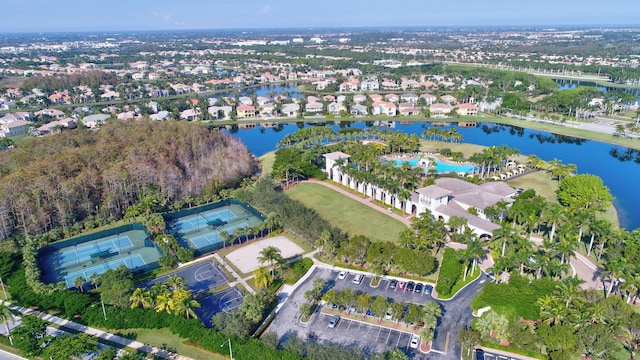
[421,127,464,143]
[217,212,282,249]
[129,275,200,319]
[468,145,521,179]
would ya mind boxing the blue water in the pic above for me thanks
[227,121,640,230]
[392,156,476,174]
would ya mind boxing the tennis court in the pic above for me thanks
[64,253,146,287]
[56,234,134,267]
[171,208,238,233]
[38,224,164,289]
[166,200,265,255]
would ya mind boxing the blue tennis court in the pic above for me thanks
[171,208,238,233]
[64,253,146,287]
[166,201,265,255]
[56,235,134,267]
[188,222,249,249]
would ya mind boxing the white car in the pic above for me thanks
[410,334,420,349]
[338,271,348,280]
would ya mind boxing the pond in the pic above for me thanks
[226,121,640,230]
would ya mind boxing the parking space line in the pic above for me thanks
[385,328,392,345]
[395,331,403,348]
[375,326,383,341]
[346,319,353,330]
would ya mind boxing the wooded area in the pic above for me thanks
[0,120,257,239]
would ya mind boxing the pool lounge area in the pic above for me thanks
[390,155,477,174]
[38,224,163,288]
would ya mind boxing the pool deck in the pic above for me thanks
[386,152,476,168]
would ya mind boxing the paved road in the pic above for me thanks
[1,301,190,360]
[0,349,26,360]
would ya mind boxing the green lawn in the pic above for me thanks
[285,182,407,243]
[118,328,226,360]
[508,170,619,227]
[259,151,276,177]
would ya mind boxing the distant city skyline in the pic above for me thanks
[1,0,639,33]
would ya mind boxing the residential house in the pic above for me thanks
[419,94,437,106]
[369,94,383,102]
[327,102,346,116]
[360,80,379,91]
[398,102,420,116]
[81,114,110,128]
[305,102,324,113]
[239,96,253,106]
[281,103,299,117]
[100,90,120,101]
[150,111,170,121]
[353,94,367,104]
[236,105,257,119]
[381,79,400,90]
[456,103,479,116]
[350,104,368,116]
[372,101,397,116]
[400,79,420,90]
[0,120,32,137]
[208,106,233,120]
[307,96,321,103]
[440,95,457,105]
[339,78,360,92]
[401,93,418,104]
[180,108,201,121]
[429,103,453,117]
[384,94,399,103]
[35,109,65,119]
[36,117,76,135]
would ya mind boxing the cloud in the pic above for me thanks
[259,5,271,14]
[163,15,171,21]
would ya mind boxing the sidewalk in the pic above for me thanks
[1,301,191,360]
[212,253,256,295]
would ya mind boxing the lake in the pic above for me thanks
[227,121,640,230]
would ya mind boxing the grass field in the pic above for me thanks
[119,328,226,360]
[285,182,407,243]
[259,151,276,176]
[508,170,619,226]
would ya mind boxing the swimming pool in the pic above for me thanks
[392,156,476,174]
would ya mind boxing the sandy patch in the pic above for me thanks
[225,236,305,274]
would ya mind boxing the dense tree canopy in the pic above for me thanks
[0,120,256,239]
[557,174,614,212]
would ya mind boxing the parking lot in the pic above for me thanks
[267,267,488,360]
[314,311,417,353]
[478,350,524,360]
[331,271,435,306]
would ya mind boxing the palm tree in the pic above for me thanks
[155,292,175,314]
[219,230,231,248]
[130,288,152,309]
[258,246,283,277]
[541,203,565,242]
[172,288,200,319]
[165,275,186,291]
[253,266,272,289]
[605,258,629,297]
[463,240,485,280]
[0,304,14,345]
[73,276,86,292]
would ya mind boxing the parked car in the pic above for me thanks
[475,349,484,360]
[398,281,406,290]
[384,308,393,320]
[410,334,420,349]
[338,271,348,280]
[424,285,433,295]
[353,274,364,285]
[415,283,423,294]
[389,279,397,289]
[407,281,415,292]
[328,315,340,328]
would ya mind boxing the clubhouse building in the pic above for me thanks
[324,151,517,238]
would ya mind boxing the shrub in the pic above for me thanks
[435,248,463,296]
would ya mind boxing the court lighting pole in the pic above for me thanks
[0,276,7,299]
[220,338,233,360]
[101,299,107,321]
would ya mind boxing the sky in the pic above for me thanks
[1,0,639,33]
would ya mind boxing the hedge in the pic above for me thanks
[435,248,463,296]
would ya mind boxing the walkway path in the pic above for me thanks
[306,179,414,227]
[0,301,191,360]
[212,253,256,295]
